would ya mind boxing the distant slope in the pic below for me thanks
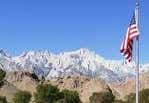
[47,75,109,103]
[0,71,149,103]
[2,72,110,103]
[110,72,149,100]
[0,81,19,103]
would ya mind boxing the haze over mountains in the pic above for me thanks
[0,48,149,83]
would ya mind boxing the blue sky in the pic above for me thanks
[0,0,148,63]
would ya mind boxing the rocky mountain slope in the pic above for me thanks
[48,75,109,103]
[0,72,39,103]
[0,71,148,103]
[110,72,149,100]
[0,48,149,103]
[0,48,148,83]
[0,81,19,103]
[0,72,109,103]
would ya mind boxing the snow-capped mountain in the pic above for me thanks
[0,48,148,82]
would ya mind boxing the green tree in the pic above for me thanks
[0,69,6,81]
[0,96,8,103]
[34,84,63,103]
[125,93,135,103]
[139,89,149,103]
[13,91,31,103]
[89,88,115,103]
[53,99,64,103]
[62,89,82,103]
[125,89,149,103]
[0,69,6,87]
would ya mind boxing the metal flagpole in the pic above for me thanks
[135,1,139,103]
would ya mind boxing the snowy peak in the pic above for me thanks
[0,49,11,58]
[0,48,148,82]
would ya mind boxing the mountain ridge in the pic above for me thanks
[0,48,148,83]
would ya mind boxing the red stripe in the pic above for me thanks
[120,18,139,62]
[129,30,138,34]
[130,26,137,30]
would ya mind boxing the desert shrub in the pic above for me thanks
[0,96,8,103]
[0,69,6,81]
[89,88,115,103]
[53,99,64,103]
[124,93,135,103]
[114,100,126,103]
[62,89,82,103]
[0,69,6,87]
[13,91,31,103]
[34,83,82,103]
[34,84,63,103]
[125,89,149,103]
[139,89,149,103]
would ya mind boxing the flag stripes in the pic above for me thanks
[120,8,139,62]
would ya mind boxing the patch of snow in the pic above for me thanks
[0,48,148,82]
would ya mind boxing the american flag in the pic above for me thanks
[120,8,139,62]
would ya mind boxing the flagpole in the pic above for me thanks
[135,2,139,103]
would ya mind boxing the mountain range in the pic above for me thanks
[0,48,149,83]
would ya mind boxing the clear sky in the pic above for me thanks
[0,0,148,63]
